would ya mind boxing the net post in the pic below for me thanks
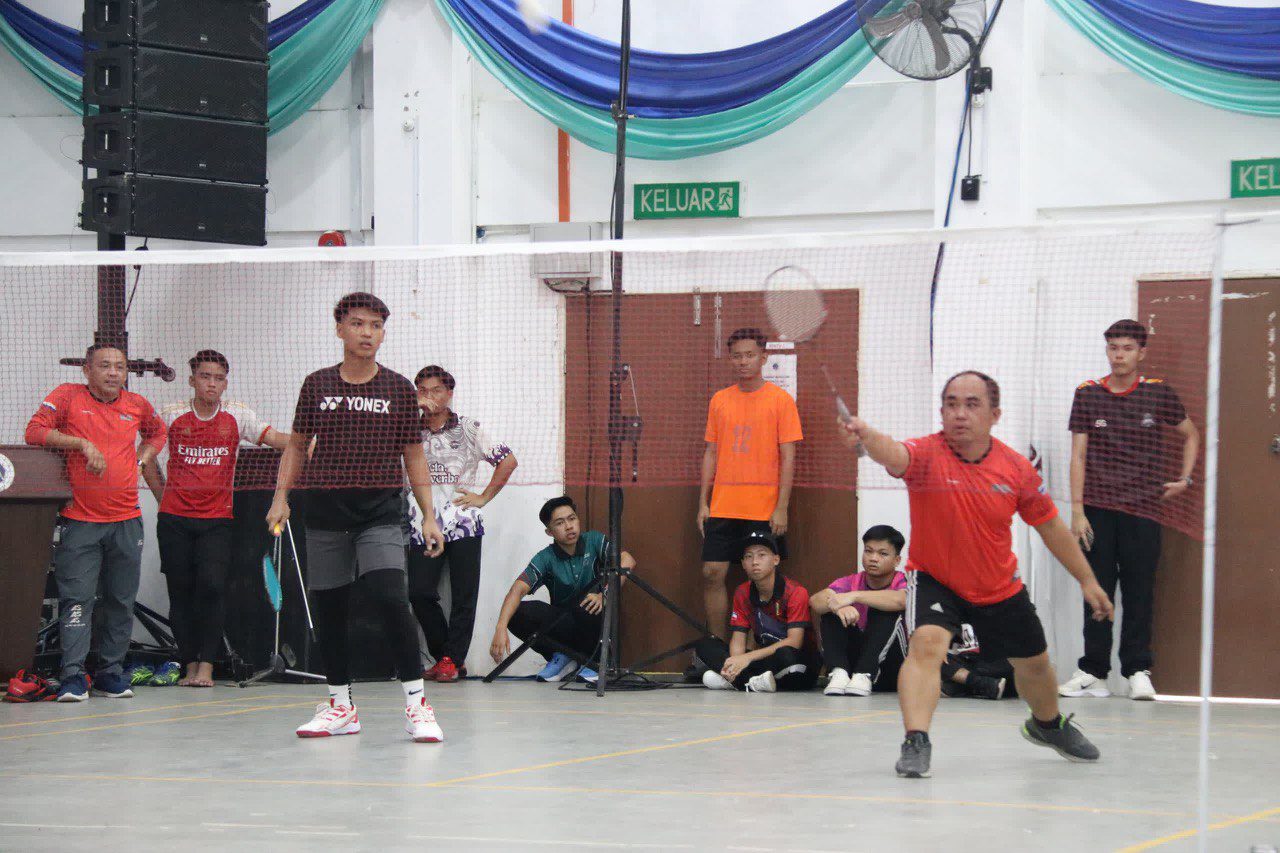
[1195,216,1226,852]
[599,0,632,697]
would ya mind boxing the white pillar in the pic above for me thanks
[371,0,474,245]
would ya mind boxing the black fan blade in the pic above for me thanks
[921,10,952,71]
[866,9,914,39]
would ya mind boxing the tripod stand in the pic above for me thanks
[572,0,713,695]
[239,521,324,687]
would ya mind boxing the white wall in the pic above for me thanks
[5,0,1280,679]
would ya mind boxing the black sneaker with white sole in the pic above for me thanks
[968,674,1007,701]
[1020,713,1100,762]
[895,732,932,778]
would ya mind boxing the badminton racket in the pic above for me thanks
[763,265,866,456]
[262,535,282,612]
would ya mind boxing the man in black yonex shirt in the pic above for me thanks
[267,292,447,742]
[1059,319,1199,702]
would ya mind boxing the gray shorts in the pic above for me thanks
[305,524,408,591]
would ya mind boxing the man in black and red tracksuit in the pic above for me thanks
[1060,320,1199,702]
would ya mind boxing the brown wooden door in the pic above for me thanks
[1141,278,1280,698]
[565,290,860,670]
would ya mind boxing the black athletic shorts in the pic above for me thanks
[701,517,787,563]
[906,571,1047,660]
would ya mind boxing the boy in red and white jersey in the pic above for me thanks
[142,350,291,687]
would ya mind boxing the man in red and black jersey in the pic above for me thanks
[25,343,167,702]
[1060,320,1199,701]
[141,350,292,688]
[693,531,820,693]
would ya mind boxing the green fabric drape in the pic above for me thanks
[0,0,383,133]
[1046,0,1280,118]
[436,0,877,160]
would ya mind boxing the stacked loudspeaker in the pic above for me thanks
[80,0,269,246]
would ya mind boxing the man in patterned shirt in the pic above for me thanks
[407,365,518,682]
[141,350,292,688]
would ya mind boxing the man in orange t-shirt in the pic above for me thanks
[839,371,1113,779]
[25,344,167,702]
[697,327,803,637]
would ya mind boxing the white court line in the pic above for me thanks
[408,836,692,849]
[1157,695,1280,707]
[275,830,360,837]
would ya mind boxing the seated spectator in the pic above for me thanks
[811,524,908,697]
[695,532,820,693]
[941,624,1014,700]
[489,496,633,684]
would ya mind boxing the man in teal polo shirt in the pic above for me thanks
[489,496,635,683]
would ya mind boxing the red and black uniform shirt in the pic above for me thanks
[729,575,818,654]
[1069,376,1186,514]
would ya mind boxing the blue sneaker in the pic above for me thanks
[56,674,89,703]
[576,667,598,684]
[150,662,181,686]
[91,671,134,698]
[536,653,574,682]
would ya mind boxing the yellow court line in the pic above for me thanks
[423,710,896,787]
[0,701,317,741]
[454,783,1194,819]
[0,694,292,730]
[1115,804,1280,852]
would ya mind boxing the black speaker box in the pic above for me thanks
[83,175,267,245]
[83,111,267,184]
[84,0,268,61]
[84,46,267,122]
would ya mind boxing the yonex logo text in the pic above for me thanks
[319,396,391,413]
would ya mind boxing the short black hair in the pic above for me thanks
[84,342,124,361]
[189,349,229,374]
[539,495,577,527]
[1104,319,1148,348]
[862,524,905,555]
[941,370,1000,409]
[414,364,455,390]
[334,291,390,324]
[726,327,767,350]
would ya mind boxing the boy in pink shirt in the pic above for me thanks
[810,525,908,696]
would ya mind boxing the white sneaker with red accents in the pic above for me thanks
[405,699,444,743]
[296,701,360,738]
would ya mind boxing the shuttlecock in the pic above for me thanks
[515,0,550,33]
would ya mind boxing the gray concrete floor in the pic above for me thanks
[0,681,1277,852]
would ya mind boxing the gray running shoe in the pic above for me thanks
[895,733,932,778]
[1020,713,1100,762]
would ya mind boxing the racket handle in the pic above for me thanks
[833,395,868,459]
[272,523,283,537]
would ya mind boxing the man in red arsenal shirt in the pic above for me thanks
[141,350,292,688]
[840,371,1114,778]
[25,343,167,702]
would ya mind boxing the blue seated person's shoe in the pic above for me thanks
[91,671,134,698]
[536,653,574,682]
[576,667,598,684]
[56,674,89,703]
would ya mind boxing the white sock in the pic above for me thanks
[329,684,353,708]
[402,678,425,706]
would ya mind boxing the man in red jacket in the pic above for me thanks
[26,343,167,702]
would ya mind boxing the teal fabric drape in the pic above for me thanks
[1047,0,1280,117]
[436,0,877,159]
[0,0,383,133]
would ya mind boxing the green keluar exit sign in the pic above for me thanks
[1231,158,1280,198]
[634,182,740,219]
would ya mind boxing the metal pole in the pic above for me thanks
[1195,217,1226,851]
[598,0,631,698]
